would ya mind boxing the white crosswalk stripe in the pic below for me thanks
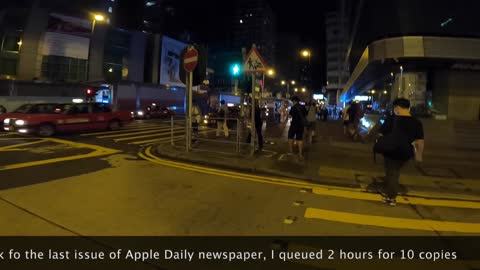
[81,120,190,146]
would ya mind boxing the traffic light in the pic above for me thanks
[231,63,241,76]
[86,88,96,102]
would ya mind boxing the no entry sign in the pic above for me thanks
[183,47,199,73]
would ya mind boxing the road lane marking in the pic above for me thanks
[81,126,171,136]
[0,138,120,171]
[129,130,213,145]
[304,208,480,233]
[0,132,16,137]
[312,187,480,209]
[141,146,480,207]
[97,127,183,139]
[0,139,46,150]
[141,146,360,190]
[80,126,161,136]
[113,130,185,142]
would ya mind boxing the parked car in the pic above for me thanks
[3,103,132,137]
[133,103,176,119]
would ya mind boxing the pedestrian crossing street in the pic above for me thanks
[80,120,214,147]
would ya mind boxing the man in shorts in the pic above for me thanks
[288,96,307,160]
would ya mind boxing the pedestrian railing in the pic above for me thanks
[169,116,257,156]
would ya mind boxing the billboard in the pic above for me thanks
[160,36,188,87]
[41,13,91,59]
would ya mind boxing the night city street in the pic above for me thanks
[1,0,480,269]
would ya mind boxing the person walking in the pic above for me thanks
[246,103,263,151]
[216,100,229,138]
[192,102,201,138]
[288,96,307,160]
[375,98,424,206]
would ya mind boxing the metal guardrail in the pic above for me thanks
[170,116,256,155]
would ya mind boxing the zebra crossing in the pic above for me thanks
[80,120,213,147]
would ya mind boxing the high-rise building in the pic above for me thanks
[232,0,276,67]
[325,11,349,105]
[341,0,480,120]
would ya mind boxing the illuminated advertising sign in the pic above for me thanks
[313,94,324,100]
[354,95,371,101]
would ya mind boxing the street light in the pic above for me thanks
[302,87,306,93]
[87,13,106,81]
[281,80,286,85]
[301,50,311,58]
[294,88,298,92]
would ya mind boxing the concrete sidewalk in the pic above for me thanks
[152,119,480,200]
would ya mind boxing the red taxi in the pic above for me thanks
[3,103,132,137]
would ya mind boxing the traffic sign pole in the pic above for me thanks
[251,73,255,156]
[187,71,193,152]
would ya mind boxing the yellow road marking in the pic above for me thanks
[0,132,16,137]
[141,146,360,190]
[0,149,27,152]
[0,138,120,171]
[312,187,480,209]
[114,130,185,142]
[304,208,480,233]
[80,125,170,136]
[128,130,217,145]
[141,146,480,208]
[0,137,38,140]
[0,139,46,150]
[98,127,183,139]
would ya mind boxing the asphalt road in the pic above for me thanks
[0,119,479,237]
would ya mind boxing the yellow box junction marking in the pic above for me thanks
[0,138,120,171]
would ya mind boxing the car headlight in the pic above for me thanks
[15,119,26,126]
[3,118,10,124]
[137,111,144,116]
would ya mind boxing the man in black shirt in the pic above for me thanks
[288,96,307,160]
[378,98,425,205]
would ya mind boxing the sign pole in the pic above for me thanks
[187,71,193,151]
[185,72,190,152]
[250,73,255,156]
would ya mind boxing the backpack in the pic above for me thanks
[295,105,310,127]
[373,119,413,162]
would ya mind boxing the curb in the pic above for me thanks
[149,143,480,201]
[151,144,361,189]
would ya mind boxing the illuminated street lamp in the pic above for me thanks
[383,90,387,94]
[291,80,296,85]
[294,88,298,92]
[281,80,286,85]
[87,13,106,81]
[301,50,311,58]
[302,87,306,93]
[267,69,275,76]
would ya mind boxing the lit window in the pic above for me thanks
[108,6,112,13]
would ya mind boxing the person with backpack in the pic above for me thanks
[216,100,229,138]
[288,96,307,160]
[374,98,424,206]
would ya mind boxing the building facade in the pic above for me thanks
[325,11,349,105]
[341,0,480,120]
[232,0,276,67]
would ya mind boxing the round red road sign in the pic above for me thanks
[183,47,199,73]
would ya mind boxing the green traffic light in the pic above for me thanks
[231,64,240,76]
